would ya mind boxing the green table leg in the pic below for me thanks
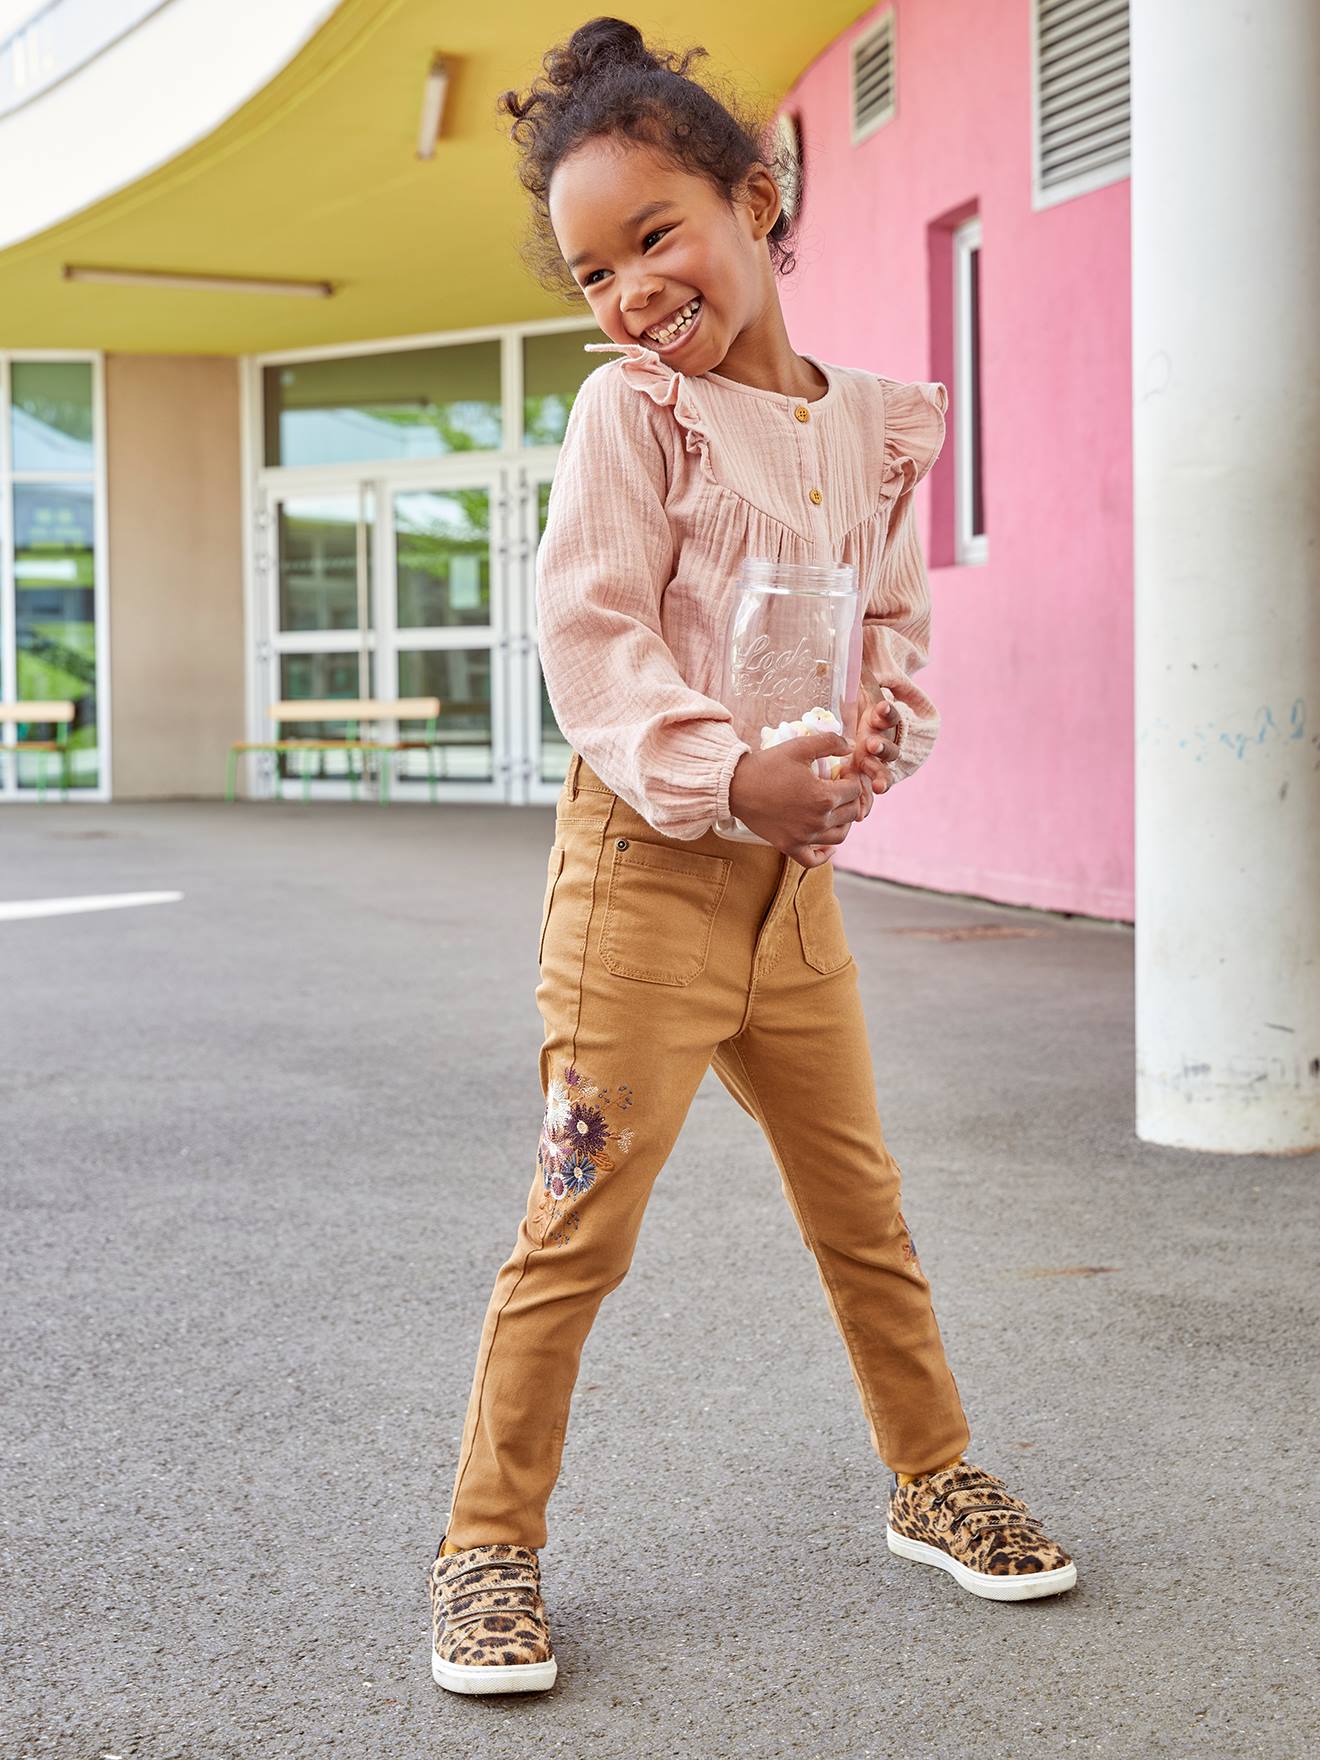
[346,722,359,803]
[426,718,438,803]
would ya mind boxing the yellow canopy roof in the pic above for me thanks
[0,0,859,355]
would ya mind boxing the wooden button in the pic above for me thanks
[808,487,823,505]
[794,405,810,422]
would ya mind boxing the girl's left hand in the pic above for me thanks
[839,691,902,821]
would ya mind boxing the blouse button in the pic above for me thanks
[808,487,823,505]
[794,405,810,423]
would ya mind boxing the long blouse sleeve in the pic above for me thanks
[534,362,750,840]
[859,379,948,785]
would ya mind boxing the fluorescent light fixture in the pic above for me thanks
[417,53,449,159]
[61,264,335,298]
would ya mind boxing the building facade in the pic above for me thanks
[2,0,1134,915]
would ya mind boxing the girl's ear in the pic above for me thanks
[738,162,783,243]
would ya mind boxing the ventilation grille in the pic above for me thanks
[851,13,895,143]
[1036,0,1130,195]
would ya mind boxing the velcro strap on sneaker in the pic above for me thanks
[444,1597,543,1631]
[938,1487,1032,1522]
[440,1554,539,1587]
[445,1576,542,1602]
[952,1510,1045,1541]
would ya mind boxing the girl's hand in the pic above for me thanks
[728,733,863,867]
[838,691,901,820]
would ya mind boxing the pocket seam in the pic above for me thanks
[538,844,565,968]
[599,841,731,986]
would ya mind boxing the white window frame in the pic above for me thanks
[0,348,112,803]
[952,218,987,567]
[850,8,896,147]
[239,314,597,805]
[1030,0,1131,211]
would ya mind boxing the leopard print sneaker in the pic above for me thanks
[428,1535,557,1694]
[887,1460,1077,1601]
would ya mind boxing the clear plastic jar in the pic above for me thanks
[713,557,863,844]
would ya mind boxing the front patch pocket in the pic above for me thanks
[794,864,854,974]
[599,838,732,986]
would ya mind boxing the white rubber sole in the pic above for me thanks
[432,1647,557,1695]
[886,1527,1077,1601]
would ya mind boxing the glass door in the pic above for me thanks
[382,471,505,798]
[255,463,512,801]
[249,324,600,810]
[257,482,377,795]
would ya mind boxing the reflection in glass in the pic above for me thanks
[523,330,597,447]
[263,344,502,467]
[395,489,490,628]
[534,478,570,783]
[397,649,492,782]
[276,652,376,783]
[277,492,373,633]
[11,482,99,788]
[11,361,94,470]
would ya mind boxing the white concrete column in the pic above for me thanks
[1132,0,1320,1152]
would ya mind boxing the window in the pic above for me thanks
[952,219,986,565]
[1033,0,1130,207]
[262,342,503,468]
[1,354,105,795]
[851,11,895,145]
[774,108,803,223]
[522,330,599,448]
[0,0,169,118]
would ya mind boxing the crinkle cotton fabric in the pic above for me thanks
[534,340,948,841]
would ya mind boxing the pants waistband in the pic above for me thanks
[565,752,614,797]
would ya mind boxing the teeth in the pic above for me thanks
[645,299,700,344]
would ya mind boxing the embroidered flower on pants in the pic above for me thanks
[565,1153,596,1195]
[565,1103,608,1158]
[536,1060,635,1246]
[544,1078,571,1134]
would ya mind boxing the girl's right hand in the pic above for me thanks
[727,734,864,867]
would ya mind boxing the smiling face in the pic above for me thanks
[547,134,781,373]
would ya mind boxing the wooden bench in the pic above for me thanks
[0,700,75,801]
[227,697,443,804]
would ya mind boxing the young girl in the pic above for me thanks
[428,16,1076,1696]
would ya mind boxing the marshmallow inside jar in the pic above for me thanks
[759,704,848,780]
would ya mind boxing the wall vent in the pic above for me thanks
[1034,0,1130,204]
[851,12,895,146]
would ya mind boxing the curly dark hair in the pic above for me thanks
[497,15,801,300]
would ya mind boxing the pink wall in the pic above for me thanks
[781,0,1134,918]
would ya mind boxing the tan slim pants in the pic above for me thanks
[444,752,970,1548]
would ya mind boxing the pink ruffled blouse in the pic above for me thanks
[534,339,948,841]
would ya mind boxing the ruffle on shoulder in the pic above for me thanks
[583,341,713,475]
[879,378,949,506]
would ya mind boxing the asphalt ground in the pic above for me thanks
[3,801,1316,1760]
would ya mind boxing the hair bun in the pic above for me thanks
[555,16,659,84]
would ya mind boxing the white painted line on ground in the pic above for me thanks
[0,891,184,922]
